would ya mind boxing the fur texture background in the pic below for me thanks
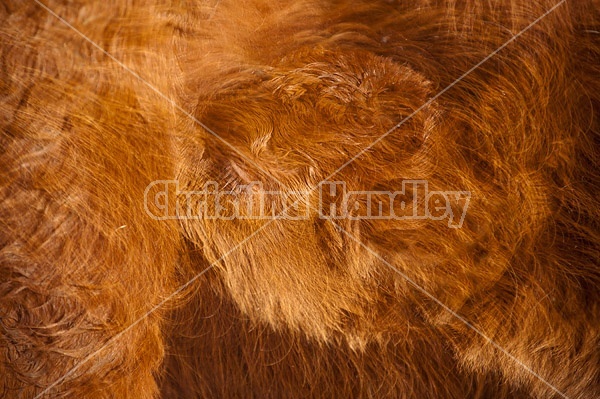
[1,0,599,397]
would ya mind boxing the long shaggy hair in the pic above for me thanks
[1,0,599,398]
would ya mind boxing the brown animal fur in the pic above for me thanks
[1,0,599,397]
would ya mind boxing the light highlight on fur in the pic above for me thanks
[1,0,599,398]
